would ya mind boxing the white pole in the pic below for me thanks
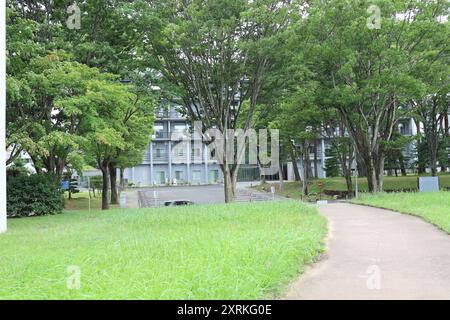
[0,3,7,233]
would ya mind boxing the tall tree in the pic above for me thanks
[78,80,135,210]
[411,62,450,176]
[141,0,298,202]
[109,72,156,204]
[304,0,449,192]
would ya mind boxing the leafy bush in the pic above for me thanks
[7,174,65,217]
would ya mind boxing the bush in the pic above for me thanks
[7,174,65,217]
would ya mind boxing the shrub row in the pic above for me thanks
[7,174,65,217]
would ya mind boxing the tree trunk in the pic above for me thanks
[429,135,438,176]
[222,166,236,203]
[431,159,438,176]
[374,154,385,192]
[278,161,284,192]
[302,162,309,195]
[356,153,367,177]
[260,173,266,184]
[55,158,66,181]
[100,160,110,210]
[426,128,438,177]
[291,159,301,181]
[363,156,376,193]
[222,165,237,203]
[344,171,353,196]
[119,167,125,192]
[109,162,118,204]
[257,157,266,184]
[444,113,449,136]
[306,153,312,180]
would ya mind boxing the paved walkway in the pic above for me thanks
[121,182,282,208]
[284,203,450,300]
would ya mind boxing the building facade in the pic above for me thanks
[122,104,223,186]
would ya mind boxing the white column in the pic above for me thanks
[168,140,172,183]
[410,117,417,135]
[0,5,6,233]
[168,121,172,182]
[287,162,294,181]
[186,140,190,183]
[150,143,154,185]
[204,144,208,183]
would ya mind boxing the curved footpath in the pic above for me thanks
[284,203,450,299]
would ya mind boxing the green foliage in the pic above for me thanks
[6,157,30,177]
[324,148,341,177]
[297,0,449,191]
[90,176,103,192]
[438,138,450,169]
[6,1,157,195]
[383,131,412,173]
[7,174,64,217]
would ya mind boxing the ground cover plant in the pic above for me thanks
[0,201,326,299]
[352,192,450,233]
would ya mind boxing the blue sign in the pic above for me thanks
[61,180,70,190]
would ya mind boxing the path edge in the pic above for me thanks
[275,207,332,300]
[348,201,450,235]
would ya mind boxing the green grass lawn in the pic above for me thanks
[352,192,450,233]
[255,174,450,200]
[0,201,326,299]
[64,191,119,211]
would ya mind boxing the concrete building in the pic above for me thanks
[122,104,223,186]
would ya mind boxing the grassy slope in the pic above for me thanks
[64,191,119,211]
[255,174,450,200]
[0,201,326,299]
[352,192,450,233]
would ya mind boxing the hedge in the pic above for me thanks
[7,174,65,217]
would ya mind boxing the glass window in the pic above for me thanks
[157,171,165,184]
[209,170,219,183]
[175,171,183,180]
[192,148,201,157]
[192,170,201,182]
